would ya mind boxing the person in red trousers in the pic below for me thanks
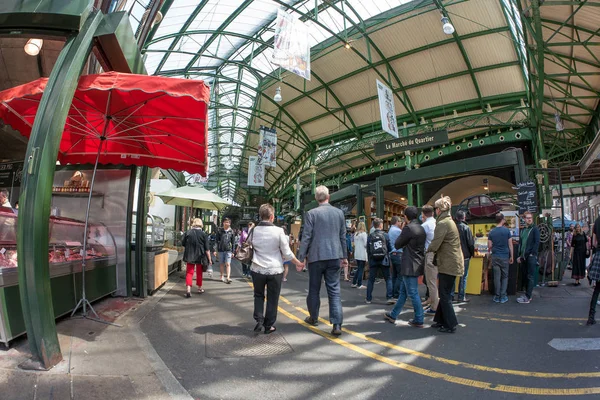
[182,218,212,298]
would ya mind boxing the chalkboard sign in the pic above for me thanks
[517,181,538,214]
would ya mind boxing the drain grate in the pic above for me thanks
[205,332,294,358]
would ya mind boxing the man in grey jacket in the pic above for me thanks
[298,185,348,336]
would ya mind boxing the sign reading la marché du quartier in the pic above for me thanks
[373,129,449,157]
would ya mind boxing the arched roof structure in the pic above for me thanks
[122,0,600,205]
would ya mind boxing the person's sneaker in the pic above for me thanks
[304,316,318,326]
[383,312,396,323]
[408,319,424,328]
[357,285,367,289]
[493,296,500,303]
[425,308,436,315]
[185,292,191,298]
[331,324,342,336]
[351,284,357,288]
[517,296,531,304]
[459,297,470,303]
[365,299,372,304]
[500,296,509,304]
[386,298,396,305]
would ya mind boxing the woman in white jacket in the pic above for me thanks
[250,204,304,334]
[352,221,368,289]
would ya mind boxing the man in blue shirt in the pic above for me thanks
[488,213,514,303]
[388,216,403,299]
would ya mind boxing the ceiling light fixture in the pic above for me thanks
[420,117,426,125]
[345,42,351,49]
[486,103,493,113]
[24,39,43,56]
[554,111,564,132]
[441,16,455,35]
[273,86,282,102]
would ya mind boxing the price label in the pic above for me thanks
[80,249,84,256]
[0,248,5,254]
[65,248,70,257]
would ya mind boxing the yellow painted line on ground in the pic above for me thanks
[277,306,600,396]
[278,295,600,379]
[468,315,531,324]
[476,311,586,322]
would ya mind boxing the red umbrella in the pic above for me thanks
[0,71,211,320]
[0,71,210,175]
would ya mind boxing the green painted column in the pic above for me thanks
[416,184,423,207]
[405,150,413,206]
[17,10,104,370]
[310,166,317,195]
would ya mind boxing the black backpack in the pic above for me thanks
[369,231,387,261]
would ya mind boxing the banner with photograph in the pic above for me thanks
[247,156,265,187]
[376,79,398,138]
[272,9,311,80]
[257,126,277,168]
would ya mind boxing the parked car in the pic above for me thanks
[456,194,514,219]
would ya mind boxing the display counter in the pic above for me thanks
[132,213,171,294]
[0,210,117,345]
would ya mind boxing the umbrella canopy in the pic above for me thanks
[552,218,581,230]
[0,71,210,175]
[156,185,230,211]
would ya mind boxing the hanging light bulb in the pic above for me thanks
[453,110,458,118]
[24,39,43,56]
[273,86,282,102]
[344,42,351,50]
[520,98,526,108]
[441,16,455,35]
[486,103,493,113]
[420,117,426,125]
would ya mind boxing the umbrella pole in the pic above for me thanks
[70,142,121,327]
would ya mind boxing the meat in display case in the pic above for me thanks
[0,209,118,344]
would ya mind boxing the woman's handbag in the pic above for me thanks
[235,228,254,264]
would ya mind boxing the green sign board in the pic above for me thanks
[373,129,449,157]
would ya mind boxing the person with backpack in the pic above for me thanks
[240,221,255,278]
[182,218,212,298]
[213,217,236,283]
[365,218,394,305]
[455,210,475,303]
[384,206,426,327]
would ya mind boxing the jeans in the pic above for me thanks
[390,253,403,298]
[492,256,509,298]
[451,258,471,300]
[434,273,458,329]
[353,260,366,286]
[589,283,600,319]
[307,259,343,325]
[251,272,283,328]
[242,263,250,276]
[525,255,537,299]
[367,262,393,301]
[389,276,423,324]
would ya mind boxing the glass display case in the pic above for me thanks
[132,212,165,250]
[0,211,117,281]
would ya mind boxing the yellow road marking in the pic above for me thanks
[278,295,600,379]
[468,316,531,324]
[476,311,585,322]
[277,306,600,396]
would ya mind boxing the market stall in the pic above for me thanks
[132,212,168,294]
[0,210,117,345]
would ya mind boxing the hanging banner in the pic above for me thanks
[272,9,311,80]
[247,156,265,187]
[257,126,277,168]
[376,79,398,138]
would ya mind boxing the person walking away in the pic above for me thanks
[388,216,404,300]
[282,226,291,282]
[454,210,475,303]
[240,222,255,278]
[517,212,540,304]
[591,216,600,287]
[570,224,589,286]
[421,205,437,314]
[213,218,235,283]
[249,204,304,334]
[586,243,600,324]
[488,213,514,303]
[565,225,574,269]
[298,185,348,336]
[428,196,463,333]
[365,218,394,305]
[384,206,426,327]
[182,219,211,298]
[352,222,368,289]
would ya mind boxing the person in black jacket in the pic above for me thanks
[213,218,236,283]
[517,212,541,304]
[453,210,475,303]
[182,218,212,298]
[384,206,426,327]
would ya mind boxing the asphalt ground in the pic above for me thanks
[140,259,600,400]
